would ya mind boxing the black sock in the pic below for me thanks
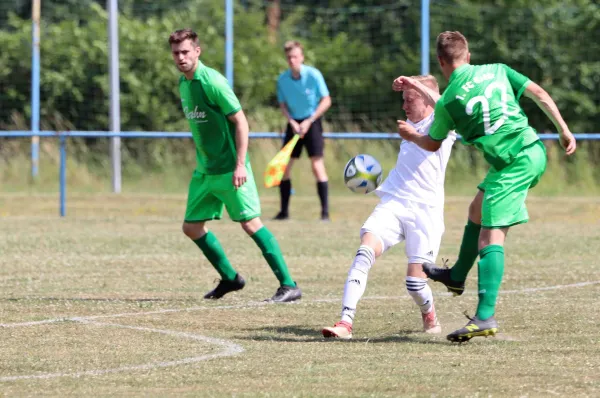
[317,181,329,215]
[279,179,291,215]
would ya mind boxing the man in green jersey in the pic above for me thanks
[393,31,576,342]
[169,28,302,302]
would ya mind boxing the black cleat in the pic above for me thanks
[320,211,330,221]
[273,212,289,221]
[447,314,498,342]
[422,262,465,296]
[203,274,245,299]
[266,283,302,303]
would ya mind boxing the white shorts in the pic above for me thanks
[360,194,444,264]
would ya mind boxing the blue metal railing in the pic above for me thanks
[5,131,600,140]
[3,130,599,217]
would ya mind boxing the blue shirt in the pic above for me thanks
[277,65,330,120]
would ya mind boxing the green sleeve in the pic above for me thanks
[501,64,531,99]
[428,100,455,141]
[205,72,242,116]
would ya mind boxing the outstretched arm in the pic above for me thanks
[392,76,440,106]
[524,82,576,155]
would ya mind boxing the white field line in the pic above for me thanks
[0,279,598,382]
[2,280,599,329]
[0,319,244,382]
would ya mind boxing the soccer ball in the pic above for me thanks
[343,154,383,194]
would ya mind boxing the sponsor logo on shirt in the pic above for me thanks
[184,106,208,123]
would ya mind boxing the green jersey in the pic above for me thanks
[429,64,539,170]
[179,61,244,175]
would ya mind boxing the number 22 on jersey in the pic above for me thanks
[456,82,519,136]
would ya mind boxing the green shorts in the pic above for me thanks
[478,140,547,228]
[184,164,261,223]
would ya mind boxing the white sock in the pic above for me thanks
[341,245,376,324]
[406,276,434,314]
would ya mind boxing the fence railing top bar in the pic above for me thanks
[2,131,600,140]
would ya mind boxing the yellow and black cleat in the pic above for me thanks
[447,315,498,342]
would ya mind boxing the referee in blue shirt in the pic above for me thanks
[274,41,332,221]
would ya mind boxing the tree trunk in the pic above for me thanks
[267,0,281,44]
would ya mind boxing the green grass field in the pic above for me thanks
[1,193,599,396]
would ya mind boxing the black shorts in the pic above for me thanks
[283,118,324,158]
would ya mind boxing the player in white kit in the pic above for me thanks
[322,75,456,339]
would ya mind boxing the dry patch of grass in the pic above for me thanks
[0,194,599,396]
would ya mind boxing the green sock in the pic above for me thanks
[450,220,481,282]
[194,232,237,281]
[476,245,505,320]
[251,227,295,287]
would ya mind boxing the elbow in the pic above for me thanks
[525,82,548,101]
[425,141,442,152]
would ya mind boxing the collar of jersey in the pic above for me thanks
[407,112,434,129]
[289,64,305,80]
[449,63,471,84]
[188,61,206,80]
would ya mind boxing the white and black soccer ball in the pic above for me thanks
[343,154,383,194]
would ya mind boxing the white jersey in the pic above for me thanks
[376,112,456,207]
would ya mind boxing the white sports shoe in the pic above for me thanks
[422,305,442,334]
[322,321,353,339]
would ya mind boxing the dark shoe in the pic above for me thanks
[422,262,465,296]
[266,284,302,302]
[203,274,245,299]
[273,212,289,220]
[447,314,498,342]
[320,211,330,221]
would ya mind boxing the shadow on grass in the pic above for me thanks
[236,325,449,345]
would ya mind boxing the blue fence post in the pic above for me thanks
[225,0,234,87]
[1,130,598,217]
[31,0,41,178]
[420,0,430,75]
[59,135,66,217]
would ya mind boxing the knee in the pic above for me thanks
[468,198,482,224]
[311,157,326,171]
[283,165,293,178]
[182,222,205,240]
[359,232,383,257]
[240,217,263,235]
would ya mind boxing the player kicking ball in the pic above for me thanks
[396,31,576,342]
[169,29,301,303]
[322,75,456,339]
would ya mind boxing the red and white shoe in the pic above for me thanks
[422,306,442,334]
[322,321,353,339]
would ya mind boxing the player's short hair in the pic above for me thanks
[436,31,469,64]
[284,40,303,54]
[169,29,200,46]
[411,75,440,94]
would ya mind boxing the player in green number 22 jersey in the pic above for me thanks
[393,31,576,342]
[169,29,302,303]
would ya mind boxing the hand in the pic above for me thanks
[232,164,247,189]
[559,129,576,155]
[289,119,301,135]
[392,76,418,92]
[298,119,313,137]
[397,120,418,141]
